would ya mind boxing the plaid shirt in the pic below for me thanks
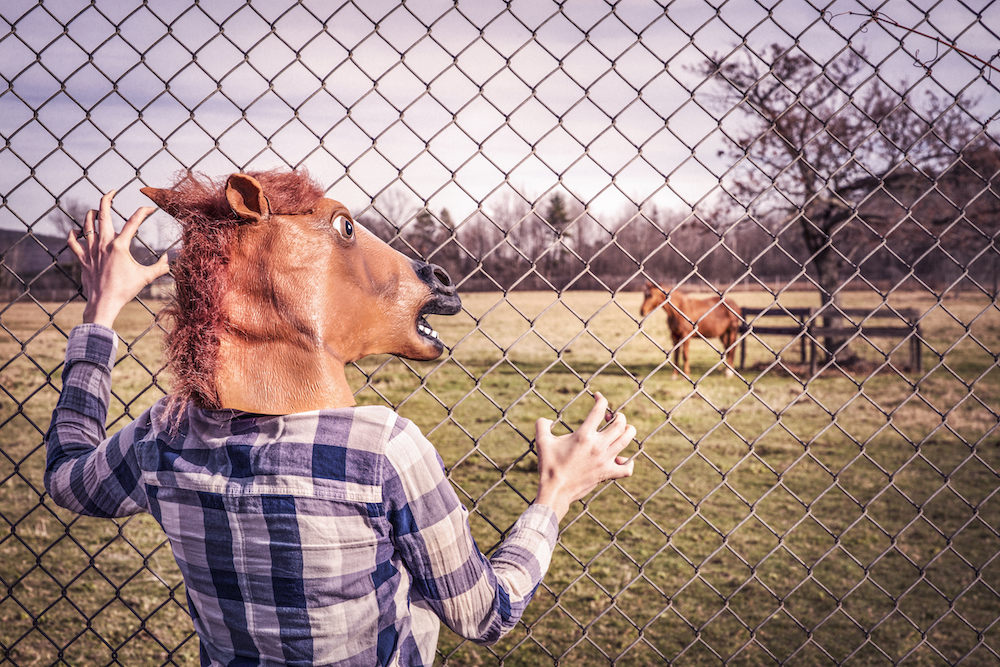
[45,324,557,666]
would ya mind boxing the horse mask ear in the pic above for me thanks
[225,173,271,223]
[140,186,178,215]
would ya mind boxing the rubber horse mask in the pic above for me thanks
[143,171,461,415]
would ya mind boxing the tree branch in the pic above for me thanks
[839,11,1000,75]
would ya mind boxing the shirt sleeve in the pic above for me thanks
[44,323,148,518]
[382,415,558,645]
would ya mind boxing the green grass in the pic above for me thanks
[1,288,998,665]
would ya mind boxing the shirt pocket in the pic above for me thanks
[265,497,388,607]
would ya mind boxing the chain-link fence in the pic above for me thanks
[3,0,999,664]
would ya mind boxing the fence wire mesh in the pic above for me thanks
[2,0,999,664]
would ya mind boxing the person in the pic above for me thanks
[45,189,636,665]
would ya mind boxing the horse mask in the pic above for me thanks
[142,171,461,415]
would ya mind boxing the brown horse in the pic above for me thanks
[640,280,742,378]
[142,170,460,415]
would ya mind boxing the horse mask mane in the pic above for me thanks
[144,170,461,415]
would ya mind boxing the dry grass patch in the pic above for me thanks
[1,289,997,664]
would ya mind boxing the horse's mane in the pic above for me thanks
[163,169,326,414]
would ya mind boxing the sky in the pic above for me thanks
[1,0,998,247]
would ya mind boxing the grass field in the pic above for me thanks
[1,288,998,665]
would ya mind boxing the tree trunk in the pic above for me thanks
[814,261,855,366]
[802,208,857,367]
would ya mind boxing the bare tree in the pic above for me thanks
[376,186,419,227]
[701,44,986,363]
[407,208,443,260]
[457,213,505,289]
[45,200,92,288]
[48,199,91,237]
[484,189,543,288]
[541,192,580,289]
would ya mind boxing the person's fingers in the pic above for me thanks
[82,209,97,258]
[581,392,609,432]
[610,425,637,455]
[67,229,86,263]
[120,206,156,243]
[97,190,117,246]
[603,457,634,480]
[145,253,171,282]
[600,411,628,442]
[535,417,554,439]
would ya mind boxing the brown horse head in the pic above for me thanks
[143,170,461,415]
[639,280,668,316]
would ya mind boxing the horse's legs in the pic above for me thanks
[671,333,681,378]
[722,329,735,377]
[682,338,690,377]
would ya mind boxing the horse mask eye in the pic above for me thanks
[334,215,354,240]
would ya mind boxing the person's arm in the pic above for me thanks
[45,324,151,516]
[44,191,170,516]
[384,394,634,644]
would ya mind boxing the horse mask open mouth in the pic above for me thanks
[141,170,463,414]
[413,260,461,351]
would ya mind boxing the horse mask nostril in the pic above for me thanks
[433,266,452,288]
[414,261,454,291]
[413,260,461,316]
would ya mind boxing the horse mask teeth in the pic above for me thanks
[417,317,439,339]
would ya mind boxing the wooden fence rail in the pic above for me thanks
[739,305,923,374]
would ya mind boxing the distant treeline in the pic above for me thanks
[3,178,998,301]
[355,186,1000,296]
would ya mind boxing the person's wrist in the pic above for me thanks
[535,485,569,522]
[83,300,123,328]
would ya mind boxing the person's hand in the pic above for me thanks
[67,190,170,329]
[534,393,636,521]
